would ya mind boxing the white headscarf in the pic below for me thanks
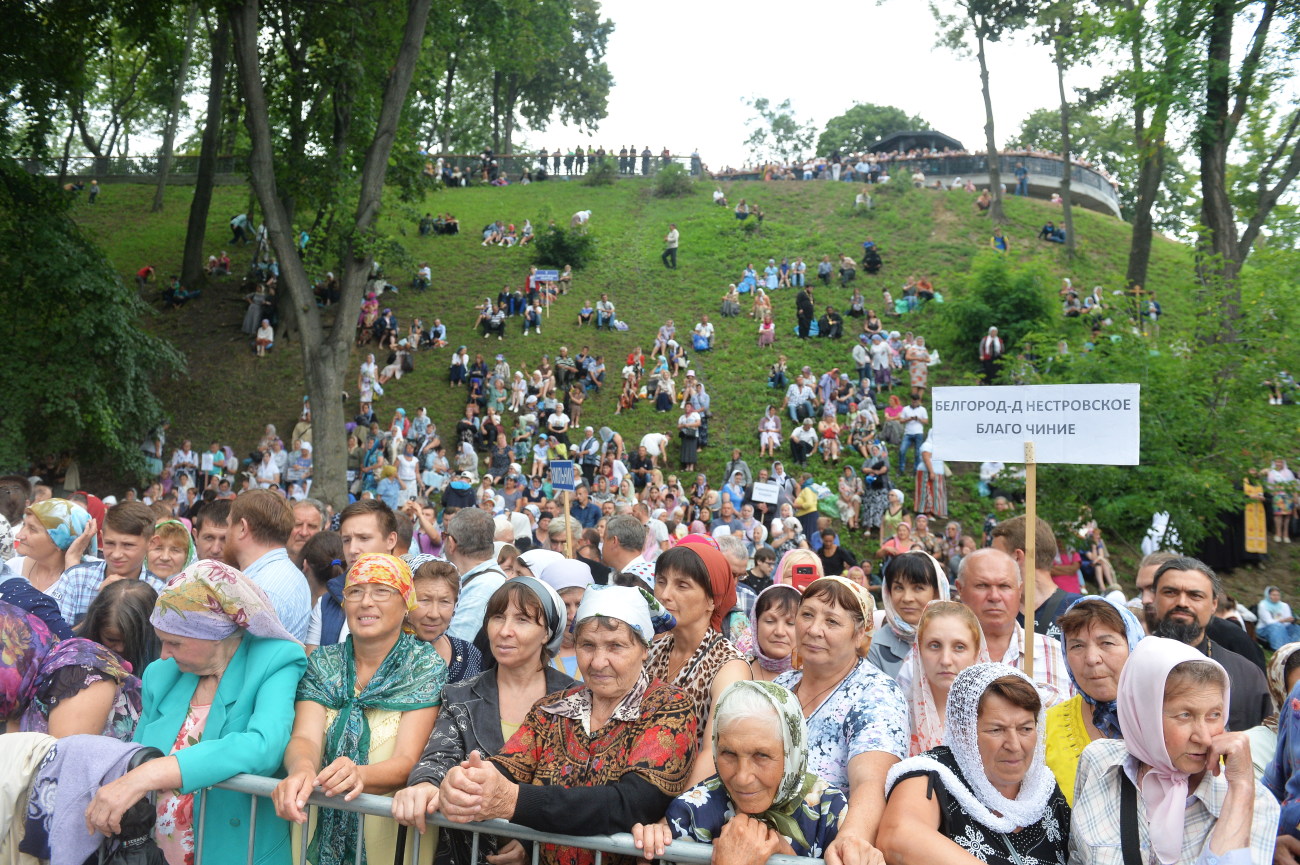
[517,549,564,579]
[881,551,951,640]
[886,662,1056,833]
[574,584,654,645]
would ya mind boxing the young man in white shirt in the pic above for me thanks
[899,394,929,473]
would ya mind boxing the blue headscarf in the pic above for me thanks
[26,499,97,557]
[1059,595,1144,739]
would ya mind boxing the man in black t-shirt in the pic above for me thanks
[816,531,858,576]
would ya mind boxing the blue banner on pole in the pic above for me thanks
[549,460,576,492]
[535,269,560,282]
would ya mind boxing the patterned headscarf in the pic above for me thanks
[1058,595,1144,739]
[713,681,817,848]
[151,559,300,644]
[1267,642,1300,727]
[0,600,57,721]
[26,499,97,556]
[804,576,876,632]
[297,631,445,865]
[346,553,416,612]
[889,663,1056,833]
[152,519,197,570]
[678,541,736,633]
[1118,637,1229,865]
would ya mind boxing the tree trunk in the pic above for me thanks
[231,0,432,510]
[58,113,76,186]
[1124,127,1164,292]
[1197,0,1241,305]
[181,16,229,289]
[491,70,502,153]
[975,27,1007,223]
[153,2,199,212]
[1054,35,1075,255]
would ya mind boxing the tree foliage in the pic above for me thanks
[0,158,184,473]
[532,226,597,270]
[743,97,815,163]
[932,252,1055,376]
[816,103,930,156]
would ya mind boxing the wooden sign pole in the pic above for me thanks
[1023,441,1037,680]
[563,489,575,558]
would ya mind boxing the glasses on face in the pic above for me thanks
[343,584,401,604]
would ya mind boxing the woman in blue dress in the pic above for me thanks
[739,262,758,293]
[633,680,848,861]
[764,259,779,290]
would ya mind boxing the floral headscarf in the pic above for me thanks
[1058,595,1144,739]
[151,559,300,644]
[713,681,817,848]
[346,553,416,612]
[297,629,445,865]
[804,576,875,633]
[0,600,57,721]
[887,663,1056,833]
[26,499,97,556]
[1265,641,1300,731]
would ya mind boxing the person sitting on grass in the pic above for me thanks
[255,319,274,357]
[818,306,844,340]
[1038,221,1067,243]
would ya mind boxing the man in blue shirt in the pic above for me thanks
[224,489,311,641]
[569,485,602,529]
[57,501,163,625]
[444,508,507,641]
[1014,161,1029,196]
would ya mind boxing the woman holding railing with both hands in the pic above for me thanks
[393,577,574,865]
[273,554,445,865]
[432,585,698,865]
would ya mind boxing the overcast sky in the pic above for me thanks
[522,0,1104,168]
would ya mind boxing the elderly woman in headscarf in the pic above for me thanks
[775,576,907,865]
[867,551,950,680]
[394,576,575,865]
[1072,637,1279,865]
[11,497,97,594]
[84,560,307,865]
[434,585,698,865]
[649,535,752,786]
[540,558,593,680]
[404,555,483,684]
[633,681,850,862]
[902,601,987,757]
[1264,643,1300,852]
[274,554,445,865]
[1,599,141,740]
[1043,595,1145,805]
[880,663,1071,865]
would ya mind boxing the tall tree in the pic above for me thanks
[743,97,815,163]
[230,0,432,509]
[152,2,199,212]
[1195,0,1300,303]
[181,14,231,289]
[1039,1,1078,254]
[0,157,184,472]
[815,103,930,156]
[933,0,1035,224]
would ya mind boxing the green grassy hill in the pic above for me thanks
[74,176,1204,562]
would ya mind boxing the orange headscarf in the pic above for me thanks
[679,540,736,632]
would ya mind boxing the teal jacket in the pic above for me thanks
[133,634,307,865]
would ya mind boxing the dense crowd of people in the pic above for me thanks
[4,468,1300,865]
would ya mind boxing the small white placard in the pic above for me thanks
[752,481,781,504]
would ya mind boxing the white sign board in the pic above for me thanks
[932,383,1140,465]
[751,481,781,504]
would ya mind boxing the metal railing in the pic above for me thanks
[429,152,704,180]
[205,773,817,865]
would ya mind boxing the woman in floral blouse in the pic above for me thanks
[632,680,848,861]
[436,585,697,865]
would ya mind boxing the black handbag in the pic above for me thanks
[91,747,167,865]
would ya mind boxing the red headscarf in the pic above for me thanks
[679,540,736,633]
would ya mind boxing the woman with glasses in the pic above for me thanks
[274,554,446,865]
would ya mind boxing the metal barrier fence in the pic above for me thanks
[208,773,818,865]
